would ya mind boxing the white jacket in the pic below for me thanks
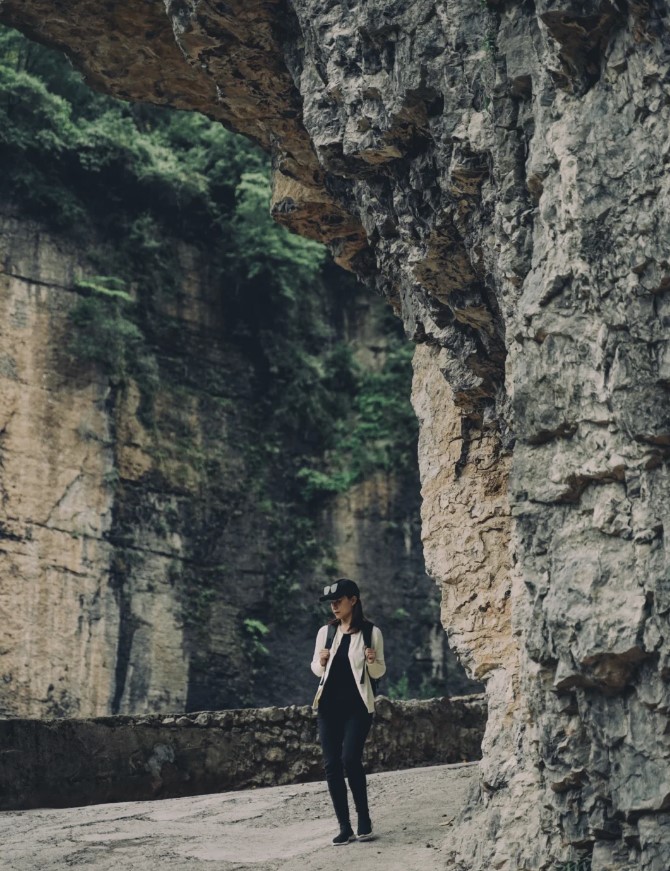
[311,623,386,714]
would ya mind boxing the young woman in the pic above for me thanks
[311,578,386,845]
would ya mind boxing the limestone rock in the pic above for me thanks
[2,1,670,867]
[0,208,452,719]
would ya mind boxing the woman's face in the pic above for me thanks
[331,594,357,621]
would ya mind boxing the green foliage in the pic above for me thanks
[244,618,271,657]
[387,673,411,700]
[388,671,449,701]
[336,336,417,474]
[230,170,325,300]
[0,24,416,492]
[482,33,496,55]
[181,585,217,628]
[0,24,265,244]
[0,24,420,688]
[0,24,332,392]
[296,325,418,497]
[66,274,161,392]
[66,293,142,379]
[73,275,132,301]
[297,467,353,498]
[478,0,498,58]
[243,618,270,637]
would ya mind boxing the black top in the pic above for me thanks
[319,633,366,715]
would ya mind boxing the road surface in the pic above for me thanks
[1,762,478,870]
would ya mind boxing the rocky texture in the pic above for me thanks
[0,0,367,271]
[0,214,121,717]
[0,694,485,810]
[0,210,461,718]
[412,343,514,685]
[325,472,480,697]
[411,342,518,801]
[2,1,670,868]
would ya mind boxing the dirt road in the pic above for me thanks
[1,762,478,870]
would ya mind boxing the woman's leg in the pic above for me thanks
[317,711,351,830]
[341,709,374,822]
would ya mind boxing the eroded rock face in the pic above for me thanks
[0,209,452,717]
[2,0,670,867]
[412,344,514,685]
[0,216,120,716]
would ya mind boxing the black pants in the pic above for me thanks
[317,702,374,828]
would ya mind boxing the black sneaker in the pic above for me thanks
[357,815,373,841]
[332,825,356,846]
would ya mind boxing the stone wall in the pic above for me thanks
[0,694,485,811]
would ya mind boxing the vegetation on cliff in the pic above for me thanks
[0,24,417,496]
[0,25,434,706]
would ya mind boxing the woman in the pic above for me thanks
[311,578,386,845]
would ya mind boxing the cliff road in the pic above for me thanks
[0,1,669,869]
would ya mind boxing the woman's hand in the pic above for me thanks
[319,648,331,667]
[365,647,376,663]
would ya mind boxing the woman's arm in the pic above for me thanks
[366,626,386,679]
[311,625,328,677]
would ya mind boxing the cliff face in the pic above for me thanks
[0,206,459,717]
[0,215,119,716]
[1,1,670,868]
[0,211,244,716]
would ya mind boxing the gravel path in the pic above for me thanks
[0,762,478,870]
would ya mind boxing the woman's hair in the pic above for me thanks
[327,595,368,633]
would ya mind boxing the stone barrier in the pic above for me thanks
[0,694,485,810]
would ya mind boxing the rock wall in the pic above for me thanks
[0,214,120,717]
[411,342,518,802]
[321,298,480,696]
[0,208,462,718]
[0,211,239,717]
[0,694,486,811]
[2,1,670,868]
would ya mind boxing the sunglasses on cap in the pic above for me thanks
[319,578,360,601]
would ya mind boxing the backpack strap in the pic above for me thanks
[318,624,338,688]
[360,620,375,685]
[362,620,374,650]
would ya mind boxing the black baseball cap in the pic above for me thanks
[319,578,360,602]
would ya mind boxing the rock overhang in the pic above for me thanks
[0,0,510,419]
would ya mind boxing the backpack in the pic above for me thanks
[325,620,380,696]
